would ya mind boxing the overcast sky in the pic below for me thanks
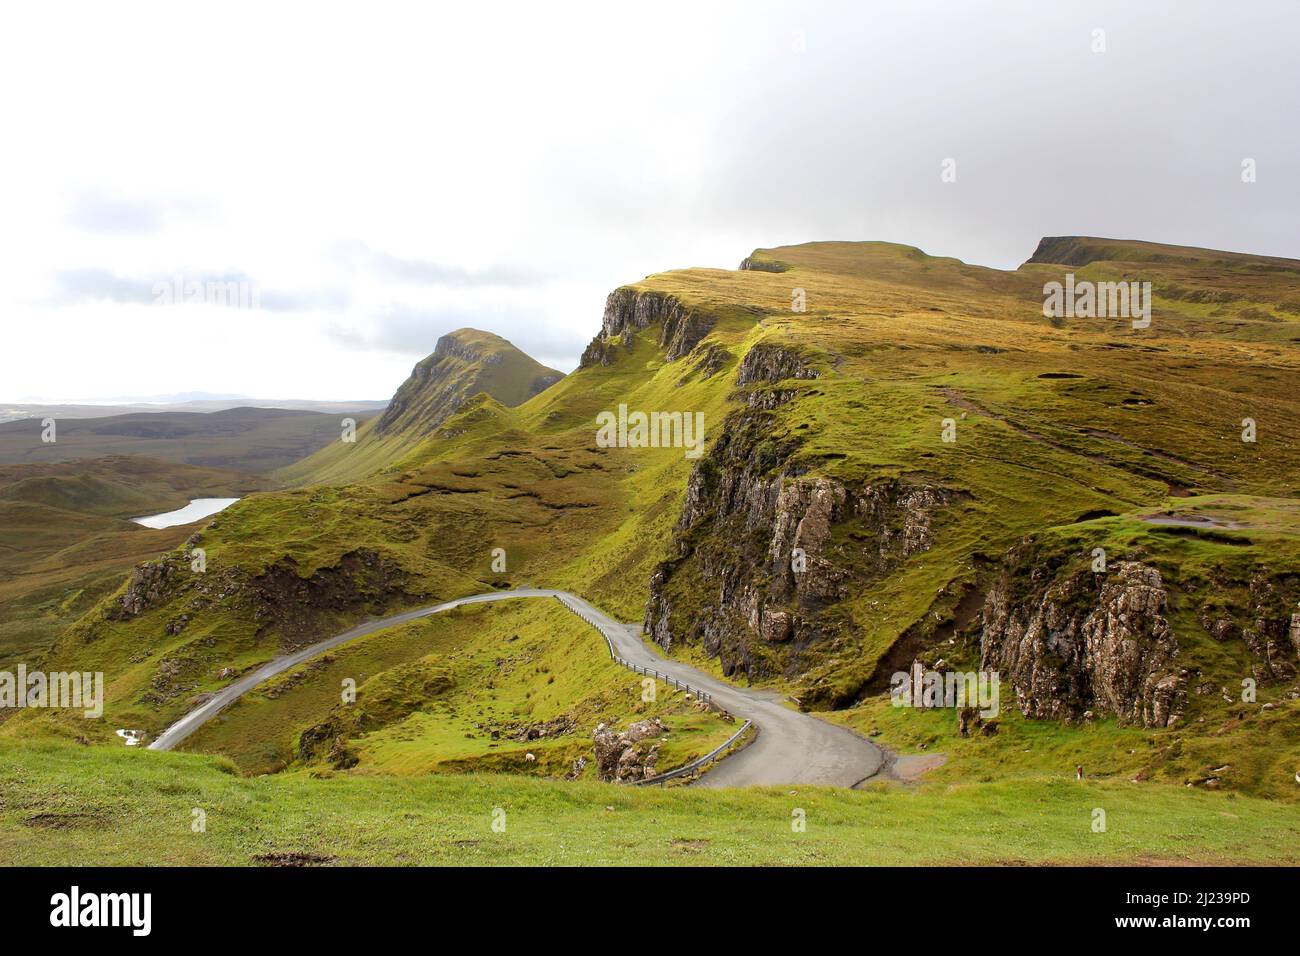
[2,0,1297,402]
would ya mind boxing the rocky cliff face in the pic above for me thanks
[117,548,408,654]
[980,556,1187,727]
[249,551,412,647]
[1240,575,1300,681]
[644,351,960,700]
[579,288,715,367]
[738,254,789,273]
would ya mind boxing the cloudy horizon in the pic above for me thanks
[3,0,1297,403]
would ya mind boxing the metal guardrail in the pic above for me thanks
[552,594,715,707]
[633,719,753,786]
[553,594,756,784]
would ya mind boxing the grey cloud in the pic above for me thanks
[335,240,548,288]
[49,268,350,312]
[65,193,172,235]
[330,303,588,367]
[51,268,157,305]
[257,287,352,313]
[532,3,1300,271]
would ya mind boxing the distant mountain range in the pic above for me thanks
[0,397,389,424]
[0,406,389,473]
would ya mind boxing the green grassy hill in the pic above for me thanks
[274,328,563,486]
[9,236,1300,864]
[177,599,734,777]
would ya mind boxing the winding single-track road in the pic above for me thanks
[148,588,885,788]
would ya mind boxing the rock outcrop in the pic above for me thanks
[980,558,1187,727]
[738,254,789,273]
[734,343,819,386]
[579,288,714,367]
[1240,575,1299,681]
[1196,572,1299,682]
[250,550,411,648]
[113,555,184,618]
[691,343,731,379]
[644,402,959,699]
[592,718,665,782]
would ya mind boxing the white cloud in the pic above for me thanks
[1,0,1297,401]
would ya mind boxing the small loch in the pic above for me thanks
[131,498,239,529]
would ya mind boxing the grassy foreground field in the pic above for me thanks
[2,740,1296,865]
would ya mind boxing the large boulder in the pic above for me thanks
[592,719,665,783]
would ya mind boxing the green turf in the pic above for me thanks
[2,739,1296,865]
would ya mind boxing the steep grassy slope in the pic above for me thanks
[3,345,737,744]
[0,456,267,667]
[12,237,1300,822]
[0,406,381,473]
[275,329,563,486]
